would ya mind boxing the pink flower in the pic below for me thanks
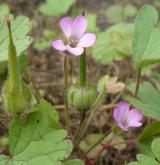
[52,15,96,56]
[113,101,143,131]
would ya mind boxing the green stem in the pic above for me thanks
[74,50,87,141]
[134,68,141,97]
[7,20,20,87]
[85,129,113,155]
[80,50,87,87]
[76,89,106,143]
[64,54,70,134]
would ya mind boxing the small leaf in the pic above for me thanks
[63,159,84,165]
[0,15,32,62]
[92,23,133,64]
[86,13,98,32]
[124,4,137,19]
[39,0,76,17]
[126,82,160,121]
[106,4,137,23]
[0,3,10,19]
[38,99,61,129]
[132,4,160,68]
[106,5,123,23]
[151,138,160,161]
[138,121,160,156]
[128,163,141,165]
[0,109,72,165]
[136,154,159,165]
[128,139,160,164]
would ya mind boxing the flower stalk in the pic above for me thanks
[64,54,70,134]
[80,49,87,87]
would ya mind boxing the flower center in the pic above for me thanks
[68,38,78,47]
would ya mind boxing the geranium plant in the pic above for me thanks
[1,2,160,165]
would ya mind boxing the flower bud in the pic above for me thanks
[68,83,97,111]
[2,19,32,113]
[2,82,32,113]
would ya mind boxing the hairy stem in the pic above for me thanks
[76,89,106,143]
[80,49,87,87]
[64,54,70,134]
[95,138,136,161]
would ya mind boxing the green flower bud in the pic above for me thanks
[2,19,32,113]
[2,82,32,113]
[68,83,97,111]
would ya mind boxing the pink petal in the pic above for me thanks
[129,121,142,127]
[129,109,143,121]
[128,109,143,127]
[113,108,128,131]
[71,16,88,39]
[52,40,66,51]
[77,33,96,47]
[113,101,131,131]
[117,101,129,112]
[66,45,84,56]
[60,17,73,38]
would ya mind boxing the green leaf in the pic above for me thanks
[0,15,32,62]
[132,4,160,68]
[106,5,123,23]
[126,82,160,121]
[138,121,160,156]
[63,159,84,165]
[86,13,98,32]
[151,138,160,161]
[92,23,133,64]
[0,3,10,18]
[136,154,159,165]
[128,163,141,165]
[37,99,61,129]
[106,4,137,23]
[128,138,160,165]
[124,4,137,19]
[0,109,72,165]
[39,0,76,17]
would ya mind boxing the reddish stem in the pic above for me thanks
[94,138,136,162]
[89,159,95,165]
